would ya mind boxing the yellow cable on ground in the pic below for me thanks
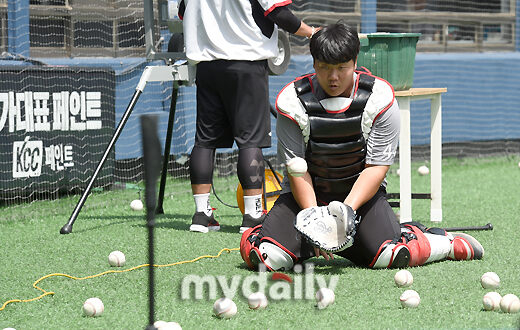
[0,247,239,311]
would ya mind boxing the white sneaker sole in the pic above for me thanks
[190,224,209,233]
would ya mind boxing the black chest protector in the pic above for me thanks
[294,70,375,200]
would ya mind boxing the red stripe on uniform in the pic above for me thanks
[264,0,293,16]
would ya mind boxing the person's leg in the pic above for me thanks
[338,189,484,268]
[189,146,220,233]
[188,61,233,233]
[237,147,265,233]
[240,193,315,271]
[218,60,271,232]
[337,189,403,267]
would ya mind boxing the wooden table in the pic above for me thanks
[394,88,447,223]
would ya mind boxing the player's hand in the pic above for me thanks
[314,247,334,260]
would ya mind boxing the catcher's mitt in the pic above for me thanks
[294,201,357,253]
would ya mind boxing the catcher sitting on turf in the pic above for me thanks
[240,20,484,271]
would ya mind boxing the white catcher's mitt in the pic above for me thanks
[294,201,357,253]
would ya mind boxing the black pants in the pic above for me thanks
[259,189,401,267]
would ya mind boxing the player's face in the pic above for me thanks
[313,59,356,97]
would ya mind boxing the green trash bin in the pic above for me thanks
[357,33,421,91]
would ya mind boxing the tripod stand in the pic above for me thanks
[60,63,193,234]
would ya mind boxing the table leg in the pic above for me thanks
[398,96,412,223]
[430,95,443,222]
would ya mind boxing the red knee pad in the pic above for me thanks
[404,225,432,266]
[240,225,262,270]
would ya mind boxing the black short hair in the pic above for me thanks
[310,20,360,65]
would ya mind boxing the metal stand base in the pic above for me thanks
[60,64,191,234]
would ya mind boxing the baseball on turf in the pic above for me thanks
[82,297,104,317]
[248,292,268,310]
[400,290,420,308]
[213,297,237,318]
[418,165,430,176]
[482,292,502,311]
[130,199,143,211]
[286,157,307,177]
[154,321,182,330]
[108,250,126,267]
[394,270,413,288]
[480,272,500,289]
[500,294,520,313]
[316,287,335,309]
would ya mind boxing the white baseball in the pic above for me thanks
[287,157,307,177]
[213,297,237,318]
[500,294,520,313]
[82,297,104,317]
[130,199,143,211]
[482,292,502,311]
[418,165,429,176]
[248,292,268,310]
[394,270,413,288]
[396,168,400,176]
[400,290,420,308]
[315,287,335,309]
[108,250,126,267]
[154,321,182,330]
[480,272,500,289]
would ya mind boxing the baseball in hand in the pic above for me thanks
[482,292,501,311]
[82,297,104,317]
[248,292,268,310]
[316,287,335,309]
[213,297,237,318]
[500,294,520,313]
[108,250,126,267]
[394,270,413,288]
[480,272,500,289]
[287,157,307,177]
[400,289,420,308]
[130,199,143,211]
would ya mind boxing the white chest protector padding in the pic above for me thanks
[276,77,394,142]
[276,82,311,143]
[361,78,395,139]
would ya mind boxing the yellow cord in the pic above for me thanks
[1,247,239,311]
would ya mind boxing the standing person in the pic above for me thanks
[178,0,317,233]
[240,21,484,271]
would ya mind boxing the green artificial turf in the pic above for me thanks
[1,156,520,329]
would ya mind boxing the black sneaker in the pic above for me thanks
[190,212,221,233]
[240,214,266,234]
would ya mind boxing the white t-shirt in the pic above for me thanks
[181,0,290,62]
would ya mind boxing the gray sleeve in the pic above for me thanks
[276,114,306,193]
[365,100,400,165]
[276,114,306,165]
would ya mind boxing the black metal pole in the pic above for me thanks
[141,115,162,329]
[156,82,179,214]
[443,223,493,232]
[60,89,143,234]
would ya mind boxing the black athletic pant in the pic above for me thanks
[260,188,401,267]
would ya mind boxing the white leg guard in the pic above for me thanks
[423,233,451,263]
[252,242,295,271]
